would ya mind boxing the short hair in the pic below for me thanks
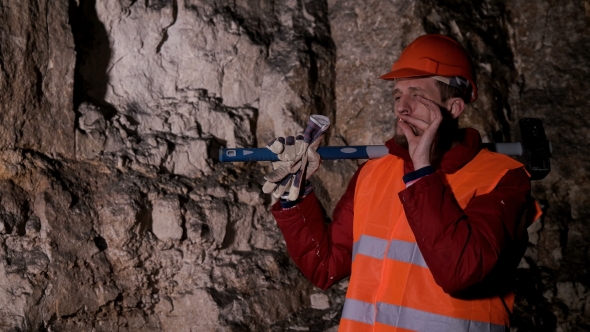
[435,79,472,103]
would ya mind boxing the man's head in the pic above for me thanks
[390,76,466,150]
[380,34,477,102]
[380,34,476,164]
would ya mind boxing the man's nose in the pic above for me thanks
[396,94,411,115]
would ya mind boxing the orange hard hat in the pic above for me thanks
[380,34,478,102]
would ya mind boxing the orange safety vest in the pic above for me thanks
[339,149,540,332]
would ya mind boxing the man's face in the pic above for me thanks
[392,77,444,147]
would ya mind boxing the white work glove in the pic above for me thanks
[262,115,330,201]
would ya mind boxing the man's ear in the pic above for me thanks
[446,97,466,119]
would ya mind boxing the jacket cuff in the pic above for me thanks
[402,166,435,185]
[271,191,317,215]
[271,191,322,224]
[279,180,313,209]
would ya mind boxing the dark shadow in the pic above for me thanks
[513,258,558,331]
[511,199,557,331]
[68,0,117,120]
[136,207,153,233]
[220,202,235,249]
[208,287,238,309]
[94,235,108,251]
[207,137,227,163]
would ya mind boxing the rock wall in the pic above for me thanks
[0,1,75,157]
[0,0,588,331]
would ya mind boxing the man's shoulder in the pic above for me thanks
[446,150,529,201]
[466,149,525,172]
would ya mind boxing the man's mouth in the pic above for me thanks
[397,118,421,136]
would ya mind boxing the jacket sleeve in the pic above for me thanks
[398,167,532,295]
[271,166,363,290]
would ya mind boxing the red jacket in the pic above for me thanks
[271,129,532,297]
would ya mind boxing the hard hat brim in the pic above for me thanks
[378,68,434,81]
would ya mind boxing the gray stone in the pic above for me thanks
[151,195,183,240]
[310,293,331,310]
[156,290,221,332]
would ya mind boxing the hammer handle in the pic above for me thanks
[219,143,523,162]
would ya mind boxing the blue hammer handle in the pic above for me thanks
[219,146,389,162]
[219,143,525,162]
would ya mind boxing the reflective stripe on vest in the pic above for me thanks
[342,299,508,332]
[353,236,428,268]
[341,150,528,332]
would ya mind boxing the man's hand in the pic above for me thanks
[262,136,305,199]
[261,115,330,201]
[397,95,443,169]
[261,133,325,201]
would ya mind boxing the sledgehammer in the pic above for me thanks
[219,118,552,180]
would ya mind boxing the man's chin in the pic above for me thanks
[393,133,408,149]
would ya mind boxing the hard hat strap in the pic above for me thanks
[431,75,470,88]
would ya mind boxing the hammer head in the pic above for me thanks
[518,118,552,180]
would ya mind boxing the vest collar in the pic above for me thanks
[384,128,482,174]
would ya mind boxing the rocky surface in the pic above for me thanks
[0,1,75,158]
[0,0,588,331]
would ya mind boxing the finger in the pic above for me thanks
[262,180,279,194]
[398,115,429,132]
[415,96,444,126]
[294,135,306,154]
[415,95,440,110]
[264,167,292,183]
[288,159,302,173]
[290,135,308,165]
[267,137,285,154]
[305,149,322,179]
[288,170,304,201]
[398,119,418,140]
[280,136,297,160]
[273,175,293,199]
[430,104,443,127]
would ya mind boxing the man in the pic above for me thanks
[264,34,540,331]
